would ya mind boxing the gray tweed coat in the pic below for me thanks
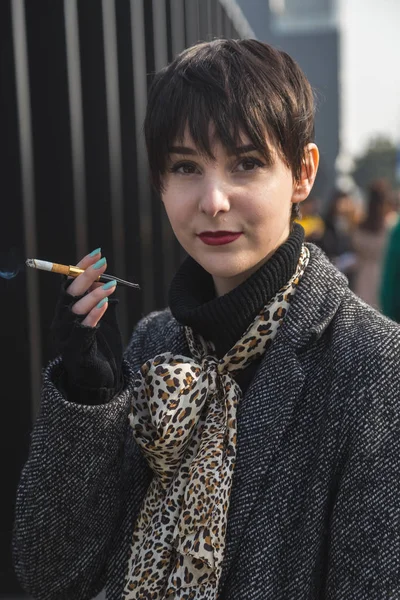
[13,244,400,600]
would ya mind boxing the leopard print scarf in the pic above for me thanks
[123,245,310,599]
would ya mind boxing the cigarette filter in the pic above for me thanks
[25,258,140,289]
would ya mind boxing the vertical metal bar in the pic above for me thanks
[64,0,88,260]
[101,0,128,339]
[152,0,176,295]
[170,0,186,55]
[206,0,213,41]
[218,0,256,38]
[224,9,232,37]
[185,0,199,47]
[169,0,188,266]
[152,0,168,71]
[198,0,209,41]
[216,2,224,38]
[11,0,41,420]
[130,0,154,312]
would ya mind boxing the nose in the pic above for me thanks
[198,181,230,217]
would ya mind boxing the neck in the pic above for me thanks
[169,222,305,357]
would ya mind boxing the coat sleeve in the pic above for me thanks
[12,314,153,600]
[326,343,400,599]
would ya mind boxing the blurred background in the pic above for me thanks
[1,0,399,597]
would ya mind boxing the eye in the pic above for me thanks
[235,157,265,172]
[169,161,200,175]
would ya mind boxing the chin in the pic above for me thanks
[196,254,254,280]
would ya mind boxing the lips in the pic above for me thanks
[198,231,243,246]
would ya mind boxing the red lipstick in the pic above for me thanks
[198,231,242,246]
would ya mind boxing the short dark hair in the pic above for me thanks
[144,39,316,220]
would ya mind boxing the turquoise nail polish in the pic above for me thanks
[93,257,106,269]
[102,280,117,290]
[89,247,101,257]
[96,297,108,309]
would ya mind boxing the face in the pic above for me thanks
[161,130,318,296]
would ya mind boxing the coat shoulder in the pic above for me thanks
[330,290,400,382]
[303,244,400,372]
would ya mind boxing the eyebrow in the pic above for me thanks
[168,144,259,156]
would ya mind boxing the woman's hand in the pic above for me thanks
[51,249,124,401]
[67,249,116,325]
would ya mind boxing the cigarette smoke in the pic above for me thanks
[0,269,19,279]
[0,248,23,280]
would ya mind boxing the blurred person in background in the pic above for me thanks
[385,187,400,226]
[319,188,359,289]
[295,194,325,244]
[380,188,400,322]
[352,179,395,310]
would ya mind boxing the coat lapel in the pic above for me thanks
[218,244,349,590]
[219,336,306,590]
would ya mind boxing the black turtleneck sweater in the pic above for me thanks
[169,223,304,392]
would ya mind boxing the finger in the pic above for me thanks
[67,256,108,298]
[66,248,103,284]
[72,280,117,316]
[66,248,103,292]
[80,296,109,328]
[76,248,102,270]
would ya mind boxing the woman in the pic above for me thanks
[295,194,325,243]
[318,189,359,290]
[352,179,395,309]
[13,39,400,600]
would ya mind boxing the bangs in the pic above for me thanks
[166,89,274,165]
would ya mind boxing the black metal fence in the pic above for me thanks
[0,0,254,593]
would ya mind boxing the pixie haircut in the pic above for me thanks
[145,39,315,203]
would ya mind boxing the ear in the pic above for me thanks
[291,143,319,205]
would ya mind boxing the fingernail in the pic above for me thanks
[89,247,101,257]
[96,297,108,309]
[93,257,106,269]
[102,280,117,290]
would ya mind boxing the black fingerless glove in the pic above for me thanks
[50,280,124,404]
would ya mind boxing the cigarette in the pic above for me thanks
[25,258,140,289]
